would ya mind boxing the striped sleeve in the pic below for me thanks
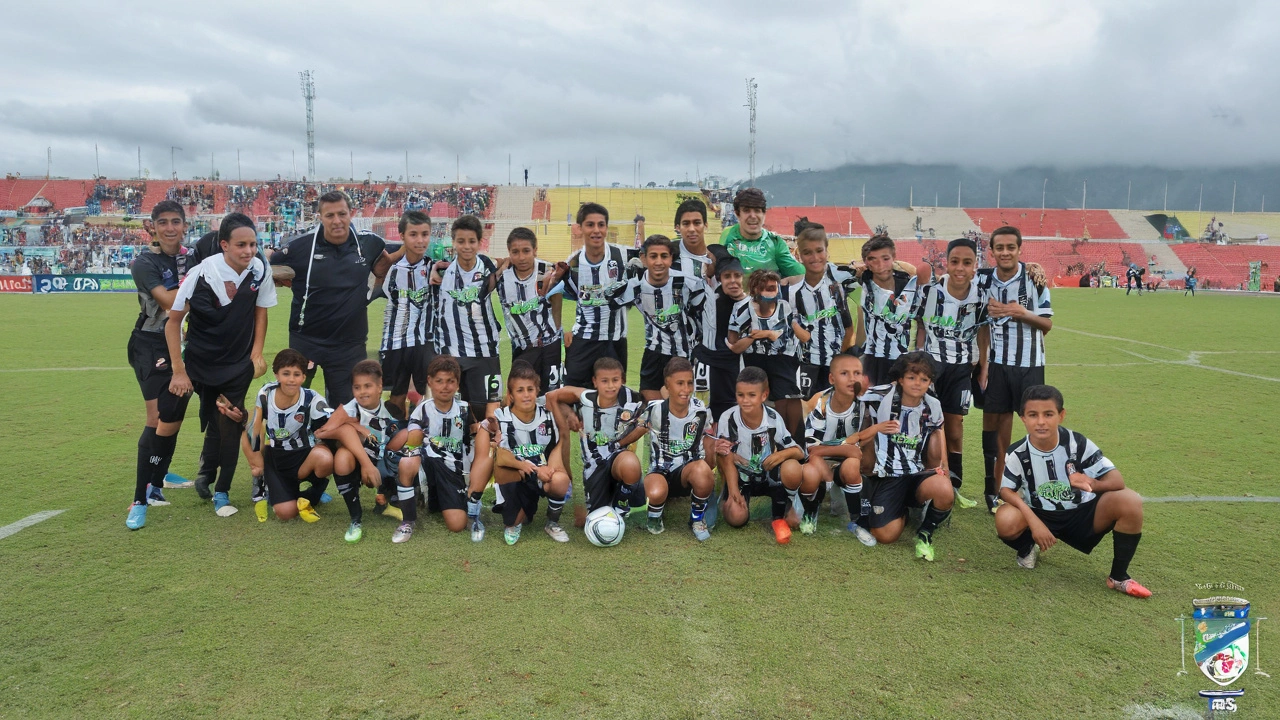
[770,411,798,450]
[1000,447,1026,493]
[803,404,826,448]
[729,299,751,337]
[1078,436,1115,479]
[1034,284,1053,316]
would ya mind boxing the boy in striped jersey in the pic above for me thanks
[640,358,715,540]
[727,270,809,439]
[858,350,952,561]
[915,237,989,510]
[380,211,437,420]
[625,234,708,401]
[698,250,747,425]
[390,355,491,544]
[431,214,507,428]
[785,224,858,400]
[716,367,806,544]
[976,226,1053,513]
[545,358,647,529]
[995,385,1149,598]
[493,361,571,544]
[314,360,409,541]
[562,203,635,389]
[854,235,921,387]
[245,349,334,524]
[801,353,878,545]
[496,227,565,394]
[672,199,718,399]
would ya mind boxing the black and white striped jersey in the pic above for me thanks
[255,383,331,452]
[496,405,560,466]
[784,263,858,366]
[573,387,644,478]
[409,397,473,475]
[496,260,563,351]
[730,297,799,356]
[857,270,919,360]
[803,387,865,448]
[563,244,633,341]
[434,255,502,358]
[672,246,715,285]
[978,264,1053,368]
[861,383,942,477]
[130,247,195,334]
[626,273,707,356]
[1002,427,1113,512]
[916,275,988,365]
[716,405,799,477]
[643,397,711,473]
[340,399,403,463]
[380,256,435,352]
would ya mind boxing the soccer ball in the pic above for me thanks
[584,506,625,547]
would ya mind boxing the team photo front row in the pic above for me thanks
[121,192,1149,601]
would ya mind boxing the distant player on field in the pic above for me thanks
[995,385,1150,598]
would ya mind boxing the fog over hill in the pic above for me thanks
[750,165,1280,213]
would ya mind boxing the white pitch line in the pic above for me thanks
[0,366,131,373]
[1144,496,1280,504]
[1048,362,1154,368]
[1054,327,1188,353]
[1119,349,1280,383]
[0,510,65,540]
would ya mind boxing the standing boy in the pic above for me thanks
[125,200,196,528]
[380,210,437,420]
[995,385,1150,598]
[854,235,921,387]
[626,234,707,401]
[785,223,858,399]
[496,227,564,393]
[977,226,1053,513]
[715,367,806,544]
[697,250,747,427]
[562,203,634,388]
[433,214,506,428]
[915,237,988,510]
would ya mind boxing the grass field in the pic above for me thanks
[1,288,1277,719]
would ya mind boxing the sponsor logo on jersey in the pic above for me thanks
[1035,479,1075,503]
[430,435,463,453]
[447,286,481,304]
[667,420,701,455]
[654,304,682,324]
[508,297,541,315]
[512,443,545,459]
[806,306,841,323]
[400,287,429,303]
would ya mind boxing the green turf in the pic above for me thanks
[1,288,1277,719]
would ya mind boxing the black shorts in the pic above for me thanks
[263,446,312,503]
[564,338,628,389]
[497,471,551,527]
[743,354,802,401]
[652,461,697,499]
[419,456,467,513]
[693,357,711,393]
[933,361,976,416]
[127,331,172,401]
[584,454,625,512]
[639,349,678,393]
[458,356,502,420]
[157,365,253,430]
[983,364,1046,415]
[704,359,740,421]
[514,341,563,393]
[736,467,786,501]
[380,344,435,396]
[291,335,368,408]
[1033,500,1108,554]
[864,471,931,528]
[798,362,831,400]
[862,355,894,388]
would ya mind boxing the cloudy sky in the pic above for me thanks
[2,0,1273,185]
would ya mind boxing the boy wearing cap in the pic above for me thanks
[718,188,804,280]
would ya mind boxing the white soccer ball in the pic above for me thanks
[584,506,625,547]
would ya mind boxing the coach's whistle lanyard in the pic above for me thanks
[298,226,364,328]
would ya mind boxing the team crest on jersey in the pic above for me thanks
[1193,597,1252,687]
[607,260,619,279]
[473,271,484,282]
[293,412,305,423]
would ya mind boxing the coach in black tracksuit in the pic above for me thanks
[270,190,401,407]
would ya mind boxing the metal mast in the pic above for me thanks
[300,70,316,179]
[745,78,757,184]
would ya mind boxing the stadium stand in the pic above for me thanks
[536,188,726,261]
[1171,242,1280,288]
[764,206,870,236]
[859,207,979,240]
[964,208,1129,240]
[1206,212,1280,241]
[1108,210,1165,241]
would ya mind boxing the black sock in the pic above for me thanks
[212,416,240,494]
[690,493,709,522]
[150,432,179,492]
[195,429,218,485]
[546,494,566,523]
[841,482,863,518]
[335,471,362,523]
[1110,531,1142,582]
[630,477,647,510]
[799,489,820,518]
[771,493,788,520]
[300,474,329,505]
[1001,529,1035,557]
[948,452,963,489]
[982,430,997,496]
[134,427,158,504]
[917,501,951,540]
[616,481,635,512]
[396,484,417,523]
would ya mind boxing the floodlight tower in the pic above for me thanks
[745,78,758,184]
[300,70,316,179]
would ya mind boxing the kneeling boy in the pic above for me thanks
[640,358,715,540]
[801,352,876,545]
[995,385,1150,598]
[493,361,571,545]
[715,367,805,544]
